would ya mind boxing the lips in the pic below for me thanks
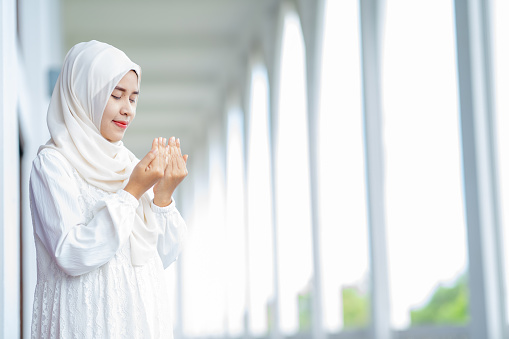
[113,120,129,129]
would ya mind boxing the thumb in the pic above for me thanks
[183,154,188,164]
[151,138,158,151]
[138,149,158,168]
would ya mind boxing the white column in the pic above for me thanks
[269,6,284,339]
[358,0,392,339]
[241,77,253,337]
[454,0,507,338]
[300,0,326,338]
[0,0,20,337]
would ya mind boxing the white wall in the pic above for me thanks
[18,0,62,335]
[0,0,20,337]
[1,0,61,337]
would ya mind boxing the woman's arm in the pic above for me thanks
[151,199,188,269]
[30,150,138,276]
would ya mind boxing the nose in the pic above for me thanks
[120,99,134,117]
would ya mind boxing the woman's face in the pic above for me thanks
[100,70,139,142]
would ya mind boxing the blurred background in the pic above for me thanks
[1,0,509,338]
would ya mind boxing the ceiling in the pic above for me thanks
[61,0,281,158]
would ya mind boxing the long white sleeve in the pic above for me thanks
[29,149,139,276]
[150,199,188,269]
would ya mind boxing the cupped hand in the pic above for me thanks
[153,136,189,207]
[124,138,166,200]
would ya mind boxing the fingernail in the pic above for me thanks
[171,136,175,142]
[163,138,167,145]
[177,138,180,143]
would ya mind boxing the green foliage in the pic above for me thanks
[298,290,312,331]
[342,287,369,328]
[410,273,469,325]
[266,300,274,332]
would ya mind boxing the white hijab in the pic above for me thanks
[40,40,158,266]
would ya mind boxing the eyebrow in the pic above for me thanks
[114,86,139,95]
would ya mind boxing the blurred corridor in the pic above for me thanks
[2,0,509,338]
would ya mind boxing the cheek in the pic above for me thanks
[102,99,117,117]
[100,102,115,131]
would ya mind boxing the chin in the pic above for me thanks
[104,133,124,143]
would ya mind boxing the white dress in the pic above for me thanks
[29,148,187,339]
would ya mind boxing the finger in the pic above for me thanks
[171,154,180,169]
[175,156,188,175]
[168,136,176,152]
[158,137,166,158]
[176,138,182,156]
[183,154,188,164]
[151,138,158,151]
[165,145,170,167]
[157,137,163,152]
[139,148,158,168]
[169,136,179,156]
[157,137,167,168]
[174,155,183,170]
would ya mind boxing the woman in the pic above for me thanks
[29,40,188,338]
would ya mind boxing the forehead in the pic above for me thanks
[116,70,139,90]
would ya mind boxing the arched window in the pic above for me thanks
[382,0,468,328]
[274,8,314,335]
[246,63,275,336]
[317,0,369,331]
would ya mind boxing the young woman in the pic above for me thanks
[29,40,188,338]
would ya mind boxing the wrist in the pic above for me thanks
[153,197,172,207]
[124,182,143,200]
[153,189,174,207]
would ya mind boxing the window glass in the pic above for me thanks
[492,0,509,322]
[382,0,468,328]
[226,106,247,336]
[275,10,314,334]
[317,0,370,331]
[246,64,275,336]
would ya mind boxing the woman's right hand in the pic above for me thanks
[124,138,166,200]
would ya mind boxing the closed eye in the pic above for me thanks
[111,94,121,100]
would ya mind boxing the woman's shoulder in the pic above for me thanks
[32,148,75,179]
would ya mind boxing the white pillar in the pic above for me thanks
[0,0,20,337]
[269,5,284,339]
[358,0,392,339]
[454,0,507,338]
[299,0,326,338]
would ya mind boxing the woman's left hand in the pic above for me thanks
[153,136,189,207]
